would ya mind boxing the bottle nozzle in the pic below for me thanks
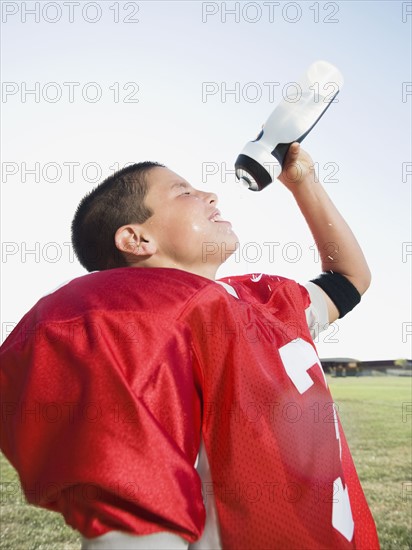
[235,168,259,192]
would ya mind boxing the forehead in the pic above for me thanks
[145,167,188,200]
[146,167,186,189]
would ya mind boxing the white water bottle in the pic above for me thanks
[235,60,344,191]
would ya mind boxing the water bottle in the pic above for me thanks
[235,60,344,191]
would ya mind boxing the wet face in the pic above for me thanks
[140,167,239,276]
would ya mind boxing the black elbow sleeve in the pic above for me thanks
[310,271,361,318]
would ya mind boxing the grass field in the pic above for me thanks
[328,375,412,550]
[1,375,411,549]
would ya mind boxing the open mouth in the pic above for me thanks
[209,209,231,224]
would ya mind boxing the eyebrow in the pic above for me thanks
[170,181,189,190]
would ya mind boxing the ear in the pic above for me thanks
[115,224,157,259]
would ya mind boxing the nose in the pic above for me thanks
[204,191,218,204]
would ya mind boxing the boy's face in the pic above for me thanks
[140,167,239,275]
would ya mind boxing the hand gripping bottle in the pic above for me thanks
[235,60,344,191]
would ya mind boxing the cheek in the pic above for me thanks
[189,220,210,235]
[178,207,210,236]
[160,211,209,245]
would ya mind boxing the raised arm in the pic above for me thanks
[278,142,371,324]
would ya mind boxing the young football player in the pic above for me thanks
[0,143,380,549]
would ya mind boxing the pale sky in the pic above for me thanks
[1,0,411,360]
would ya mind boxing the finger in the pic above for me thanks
[284,142,300,165]
[289,142,300,155]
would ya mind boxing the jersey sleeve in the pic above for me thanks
[304,281,330,340]
[0,310,205,542]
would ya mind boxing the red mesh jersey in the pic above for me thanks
[0,268,379,549]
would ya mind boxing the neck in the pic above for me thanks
[128,258,219,281]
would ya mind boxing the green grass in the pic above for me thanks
[328,375,412,550]
[1,376,411,549]
[0,456,80,550]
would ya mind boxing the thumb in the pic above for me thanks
[285,142,300,165]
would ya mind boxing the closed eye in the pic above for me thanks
[171,181,196,196]
[171,182,189,193]
[177,184,191,195]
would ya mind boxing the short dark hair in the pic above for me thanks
[71,161,164,272]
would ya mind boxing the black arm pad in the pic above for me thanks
[310,271,361,318]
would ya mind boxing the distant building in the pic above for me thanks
[321,358,359,377]
[320,358,412,376]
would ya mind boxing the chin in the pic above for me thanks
[200,235,239,266]
[219,236,240,262]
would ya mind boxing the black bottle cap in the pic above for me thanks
[235,154,273,192]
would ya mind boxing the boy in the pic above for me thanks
[0,143,379,549]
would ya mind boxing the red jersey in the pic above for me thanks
[0,267,379,549]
